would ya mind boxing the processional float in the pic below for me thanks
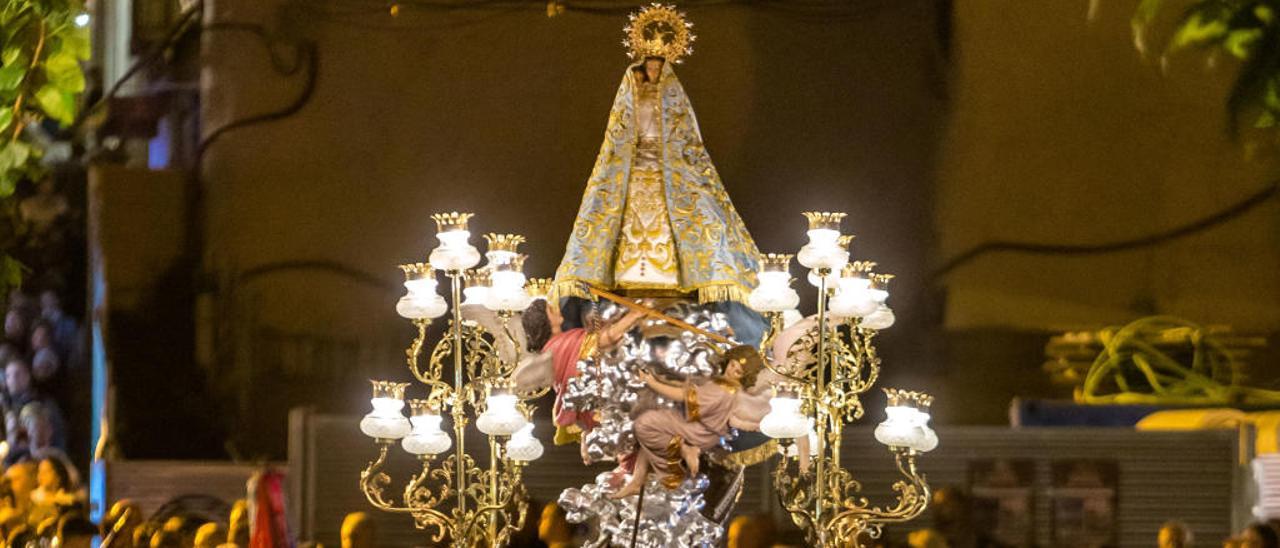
[356,4,937,546]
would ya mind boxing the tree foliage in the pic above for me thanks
[0,0,88,289]
[1133,0,1280,132]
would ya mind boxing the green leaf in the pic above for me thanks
[43,50,83,93]
[1255,111,1275,128]
[1,46,24,66]
[0,255,24,289]
[34,84,74,125]
[0,106,11,132]
[0,142,30,174]
[1173,11,1230,48]
[1226,28,1264,59]
[58,27,90,60]
[0,170,16,199]
[0,63,25,91]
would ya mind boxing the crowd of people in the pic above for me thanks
[0,289,81,466]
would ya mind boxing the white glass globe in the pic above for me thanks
[360,398,411,440]
[806,269,841,289]
[476,394,527,436]
[429,230,481,271]
[829,291,878,318]
[913,426,938,453]
[401,414,452,455]
[462,286,490,306]
[874,406,918,448]
[760,396,809,439]
[484,286,533,312]
[506,423,544,462]
[748,285,800,313]
[396,294,448,320]
[861,305,895,330]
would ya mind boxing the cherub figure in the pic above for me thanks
[515,299,646,448]
[613,346,766,498]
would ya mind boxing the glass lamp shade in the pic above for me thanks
[462,286,490,306]
[760,396,809,439]
[476,392,527,436]
[401,413,452,455]
[429,230,482,271]
[914,425,939,453]
[505,423,545,462]
[360,397,411,440]
[861,305,896,330]
[784,419,819,457]
[797,243,849,271]
[396,293,448,320]
[874,405,919,448]
[748,284,800,313]
[829,277,879,318]
[806,269,841,289]
[484,285,533,312]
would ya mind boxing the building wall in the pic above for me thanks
[940,0,1280,331]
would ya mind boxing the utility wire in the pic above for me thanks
[930,180,1280,282]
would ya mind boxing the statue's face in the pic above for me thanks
[723,358,744,381]
[644,58,663,82]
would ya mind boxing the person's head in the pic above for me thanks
[31,348,58,382]
[907,528,948,548]
[37,456,70,491]
[522,299,553,352]
[643,56,664,82]
[29,322,51,351]
[1160,520,1193,548]
[1240,523,1279,548]
[4,309,25,341]
[39,291,60,319]
[193,521,226,548]
[6,359,32,397]
[103,499,143,543]
[228,499,250,545]
[340,511,376,548]
[538,501,572,544]
[4,461,37,499]
[149,528,182,548]
[721,345,763,388]
[726,514,775,548]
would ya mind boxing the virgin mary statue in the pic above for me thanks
[552,6,760,307]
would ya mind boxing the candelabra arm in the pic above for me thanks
[360,442,413,513]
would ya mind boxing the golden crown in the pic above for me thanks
[484,233,526,254]
[623,4,695,64]
[431,212,474,233]
[525,278,553,299]
[760,253,794,273]
[802,211,847,231]
[870,273,895,290]
[399,262,434,281]
[464,268,491,288]
[841,260,877,278]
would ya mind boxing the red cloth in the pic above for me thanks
[249,469,292,548]
[545,327,596,431]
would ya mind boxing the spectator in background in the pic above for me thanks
[195,521,227,548]
[0,461,37,532]
[4,310,28,353]
[4,358,66,459]
[1160,520,1193,548]
[39,290,77,365]
[28,454,81,527]
[1239,522,1280,548]
[225,499,249,547]
[340,512,376,548]
[101,499,142,547]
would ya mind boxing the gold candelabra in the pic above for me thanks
[357,213,547,547]
[754,213,937,546]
